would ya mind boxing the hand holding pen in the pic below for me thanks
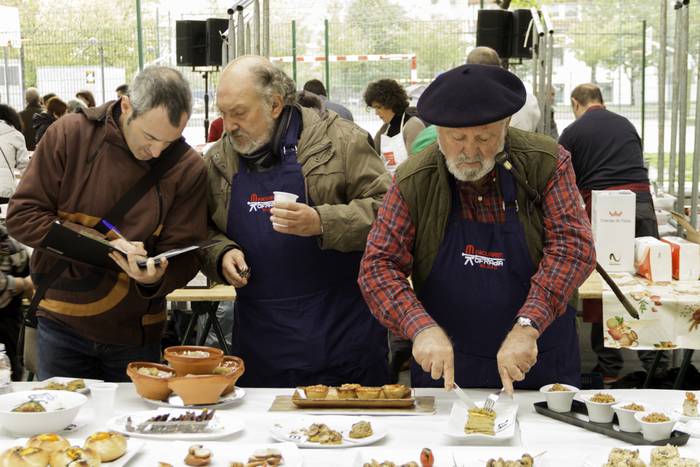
[102,220,168,285]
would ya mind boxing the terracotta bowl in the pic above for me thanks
[167,374,230,405]
[214,356,245,396]
[163,346,224,377]
[126,362,176,401]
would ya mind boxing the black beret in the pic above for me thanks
[417,64,526,128]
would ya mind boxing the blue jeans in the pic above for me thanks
[37,317,161,382]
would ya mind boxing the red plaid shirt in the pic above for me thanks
[358,146,596,340]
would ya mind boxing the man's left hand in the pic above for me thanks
[496,324,539,396]
[109,240,168,286]
[270,201,322,237]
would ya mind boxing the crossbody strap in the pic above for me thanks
[27,138,191,320]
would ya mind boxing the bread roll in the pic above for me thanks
[83,432,127,462]
[184,445,211,466]
[26,433,70,453]
[0,446,50,467]
[49,446,101,467]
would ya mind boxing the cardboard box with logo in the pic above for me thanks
[661,236,700,280]
[635,236,672,282]
[591,190,636,272]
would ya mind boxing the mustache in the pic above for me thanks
[454,154,483,164]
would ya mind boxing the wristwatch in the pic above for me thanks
[515,316,538,331]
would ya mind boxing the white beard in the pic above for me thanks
[439,140,497,182]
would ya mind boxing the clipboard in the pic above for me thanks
[39,221,219,271]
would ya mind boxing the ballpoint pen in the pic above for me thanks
[101,219,129,242]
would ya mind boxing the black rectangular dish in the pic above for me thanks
[533,400,689,446]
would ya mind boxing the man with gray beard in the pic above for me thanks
[200,56,390,387]
[358,64,596,393]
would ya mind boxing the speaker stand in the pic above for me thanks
[202,70,210,142]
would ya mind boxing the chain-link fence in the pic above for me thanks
[2,4,696,152]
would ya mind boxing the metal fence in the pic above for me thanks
[1,7,695,155]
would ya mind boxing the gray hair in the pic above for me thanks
[25,87,40,106]
[129,66,192,127]
[66,99,85,113]
[250,63,297,107]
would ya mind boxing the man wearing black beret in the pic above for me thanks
[359,64,596,393]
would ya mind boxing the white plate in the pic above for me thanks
[34,377,103,395]
[351,447,551,467]
[106,409,243,441]
[674,408,700,422]
[583,445,700,466]
[143,387,246,409]
[270,416,387,449]
[443,401,518,442]
[144,441,302,467]
[16,437,144,467]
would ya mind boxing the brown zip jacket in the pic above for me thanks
[7,101,208,345]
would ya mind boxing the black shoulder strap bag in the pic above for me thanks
[25,138,190,327]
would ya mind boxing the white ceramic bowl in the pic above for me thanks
[540,383,578,413]
[582,393,618,423]
[612,401,648,433]
[653,194,676,211]
[634,410,678,442]
[0,390,87,436]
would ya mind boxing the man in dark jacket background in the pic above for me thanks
[559,83,667,383]
[19,88,42,151]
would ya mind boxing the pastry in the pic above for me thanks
[246,447,284,466]
[157,464,173,467]
[667,460,699,467]
[26,433,70,453]
[184,444,212,466]
[382,384,409,399]
[356,386,382,400]
[604,448,645,467]
[465,407,496,435]
[548,383,569,392]
[84,432,127,462]
[622,403,645,411]
[651,445,680,467]
[303,384,329,399]
[337,383,361,399]
[349,420,373,439]
[49,446,101,467]
[0,446,50,467]
[683,392,698,417]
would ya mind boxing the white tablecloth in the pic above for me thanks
[2,384,700,466]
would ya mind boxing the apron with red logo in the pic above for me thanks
[410,164,580,388]
[226,109,389,388]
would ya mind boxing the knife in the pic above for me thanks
[452,382,477,409]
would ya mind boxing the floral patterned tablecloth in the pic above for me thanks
[603,272,700,350]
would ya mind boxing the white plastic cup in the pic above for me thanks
[90,382,118,419]
[273,191,299,204]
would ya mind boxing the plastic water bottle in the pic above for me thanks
[0,343,11,394]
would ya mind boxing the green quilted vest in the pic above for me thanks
[395,127,559,293]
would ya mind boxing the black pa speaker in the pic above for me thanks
[476,9,513,59]
[176,20,206,67]
[206,18,229,66]
[511,9,533,59]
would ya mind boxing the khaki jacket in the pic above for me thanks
[200,106,390,283]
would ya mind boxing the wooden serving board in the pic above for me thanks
[269,392,436,415]
[292,388,414,408]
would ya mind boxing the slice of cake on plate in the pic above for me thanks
[464,407,496,435]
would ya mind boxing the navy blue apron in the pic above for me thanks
[411,164,580,388]
[226,109,389,388]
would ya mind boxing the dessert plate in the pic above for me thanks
[583,445,700,467]
[16,437,145,467]
[443,401,518,442]
[270,416,387,449]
